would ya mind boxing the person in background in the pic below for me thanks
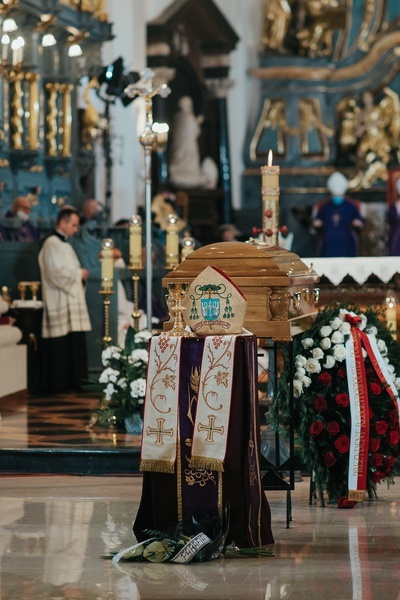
[0,222,8,241]
[312,171,365,257]
[219,223,241,242]
[5,196,39,242]
[39,206,91,393]
[387,177,400,255]
[79,198,102,226]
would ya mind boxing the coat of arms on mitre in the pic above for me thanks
[182,265,247,334]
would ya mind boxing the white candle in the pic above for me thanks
[166,213,179,268]
[129,215,142,270]
[101,238,114,290]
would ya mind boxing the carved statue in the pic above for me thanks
[169,96,218,189]
[81,78,101,151]
[297,0,346,58]
[262,0,292,53]
[298,98,334,158]
[337,88,400,189]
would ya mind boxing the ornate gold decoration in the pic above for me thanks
[0,158,10,168]
[0,0,19,14]
[45,82,59,156]
[269,288,290,321]
[184,464,217,487]
[81,77,100,150]
[34,15,57,31]
[9,70,24,149]
[60,0,108,21]
[337,87,400,189]
[297,0,346,58]
[298,98,334,159]
[59,83,73,156]
[250,99,287,160]
[164,282,195,338]
[262,0,291,53]
[25,72,40,151]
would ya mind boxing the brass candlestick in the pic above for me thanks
[18,282,27,301]
[99,288,115,347]
[129,269,142,331]
[29,281,40,301]
[163,282,195,338]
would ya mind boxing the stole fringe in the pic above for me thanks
[189,456,225,472]
[140,459,175,474]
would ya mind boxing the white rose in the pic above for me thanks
[338,309,349,320]
[302,375,312,388]
[387,364,395,374]
[319,326,332,338]
[359,314,367,331]
[366,325,378,336]
[101,345,121,366]
[99,367,120,384]
[312,347,324,360]
[293,379,303,397]
[320,338,331,350]
[330,317,342,331]
[384,357,389,364]
[128,349,149,365]
[362,348,367,359]
[333,344,346,362]
[394,378,400,390]
[305,358,321,374]
[301,338,314,349]
[134,330,152,343]
[323,355,336,369]
[295,367,306,379]
[295,355,307,367]
[105,382,115,400]
[339,322,351,335]
[331,331,344,344]
[130,378,147,399]
[117,377,127,389]
[377,339,388,356]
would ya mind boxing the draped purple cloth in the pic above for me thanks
[133,334,274,548]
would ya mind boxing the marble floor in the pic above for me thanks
[1,475,400,600]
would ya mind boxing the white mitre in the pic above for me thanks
[327,172,348,196]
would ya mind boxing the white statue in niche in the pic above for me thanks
[168,95,218,189]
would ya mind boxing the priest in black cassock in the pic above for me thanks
[38,206,91,393]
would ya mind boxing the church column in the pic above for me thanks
[202,55,234,225]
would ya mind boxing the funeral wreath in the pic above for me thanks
[274,304,400,505]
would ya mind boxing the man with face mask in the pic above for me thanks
[5,196,39,242]
[312,171,365,257]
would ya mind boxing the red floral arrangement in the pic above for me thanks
[275,304,400,504]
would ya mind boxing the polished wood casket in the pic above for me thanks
[163,241,319,341]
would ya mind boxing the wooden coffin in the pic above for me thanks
[162,241,319,340]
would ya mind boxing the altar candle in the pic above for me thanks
[166,213,179,268]
[261,150,280,246]
[385,295,397,339]
[129,215,142,270]
[101,238,114,290]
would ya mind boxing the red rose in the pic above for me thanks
[337,367,346,379]
[369,437,380,452]
[323,451,337,467]
[318,372,332,387]
[334,435,350,453]
[336,393,350,407]
[370,453,384,467]
[370,382,382,395]
[375,421,389,435]
[388,410,399,424]
[371,470,385,483]
[327,421,340,436]
[389,430,399,446]
[313,396,327,411]
[384,455,397,469]
[310,421,324,437]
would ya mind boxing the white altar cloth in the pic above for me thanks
[301,257,400,286]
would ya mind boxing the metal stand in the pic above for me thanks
[99,290,115,346]
[259,338,295,528]
[129,269,141,331]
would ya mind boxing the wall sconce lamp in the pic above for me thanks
[2,17,17,32]
[42,32,57,47]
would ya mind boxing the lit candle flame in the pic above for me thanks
[267,150,273,166]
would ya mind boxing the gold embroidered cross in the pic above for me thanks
[198,415,224,443]
[146,418,173,445]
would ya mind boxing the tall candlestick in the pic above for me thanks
[129,215,142,270]
[101,238,114,290]
[385,294,397,340]
[166,213,179,269]
[261,149,280,247]
[181,235,195,259]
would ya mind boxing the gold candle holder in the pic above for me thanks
[99,289,115,347]
[29,281,40,301]
[163,282,195,337]
[18,282,27,301]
